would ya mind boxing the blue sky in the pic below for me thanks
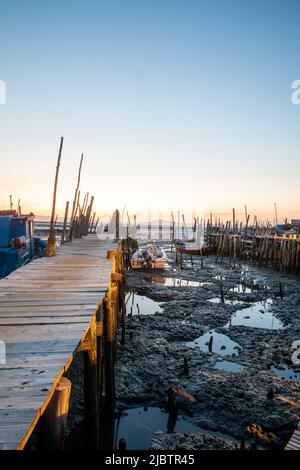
[0,0,299,221]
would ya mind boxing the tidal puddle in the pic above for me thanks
[229,283,261,294]
[207,298,244,305]
[271,364,300,381]
[214,275,226,281]
[126,292,164,315]
[152,276,212,288]
[114,407,237,450]
[186,330,241,356]
[225,299,284,330]
[213,360,246,373]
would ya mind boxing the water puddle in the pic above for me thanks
[271,364,300,381]
[225,299,284,330]
[126,292,164,315]
[186,330,241,356]
[213,360,246,373]
[229,283,262,294]
[207,298,244,305]
[152,276,212,288]
[114,407,237,450]
[214,275,226,281]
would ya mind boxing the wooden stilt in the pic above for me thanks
[37,377,71,449]
[83,317,99,448]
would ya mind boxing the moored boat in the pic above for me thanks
[175,219,210,255]
[130,246,167,269]
[0,210,47,278]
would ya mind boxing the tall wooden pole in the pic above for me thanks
[47,137,63,256]
[69,153,83,240]
[115,209,120,241]
[61,201,69,244]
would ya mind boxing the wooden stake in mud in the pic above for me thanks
[232,208,236,268]
[47,137,63,256]
[208,335,213,353]
[220,280,225,304]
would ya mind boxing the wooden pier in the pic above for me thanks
[0,236,124,450]
[206,228,300,274]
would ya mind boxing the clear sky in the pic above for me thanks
[0,0,299,222]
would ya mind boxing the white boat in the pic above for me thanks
[130,247,167,269]
[175,218,208,255]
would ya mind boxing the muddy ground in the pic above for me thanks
[60,244,300,451]
[114,245,300,450]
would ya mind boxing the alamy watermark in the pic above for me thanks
[0,80,6,104]
[291,80,300,105]
[0,340,6,364]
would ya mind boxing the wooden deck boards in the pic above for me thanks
[0,236,117,450]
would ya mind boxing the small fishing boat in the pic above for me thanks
[175,219,210,255]
[0,211,47,278]
[175,241,210,256]
[130,246,167,269]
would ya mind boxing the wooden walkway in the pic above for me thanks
[0,236,118,450]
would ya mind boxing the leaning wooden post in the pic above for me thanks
[37,377,71,449]
[61,201,69,244]
[90,211,96,234]
[84,196,94,235]
[47,137,63,256]
[94,217,99,234]
[69,153,83,241]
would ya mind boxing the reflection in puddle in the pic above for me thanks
[271,364,300,381]
[126,292,164,315]
[213,360,246,373]
[229,283,261,294]
[225,299,284,330]
[214,275,226,281]
[207,298,244,305]
[152,276,212,288]
[186,330,241,356]
[115,407,237,450]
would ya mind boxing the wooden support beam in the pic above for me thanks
[103,289,115,421]
[83,317,98,448]
[37,377,71,450]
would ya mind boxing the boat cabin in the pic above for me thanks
[0,210,35,277]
